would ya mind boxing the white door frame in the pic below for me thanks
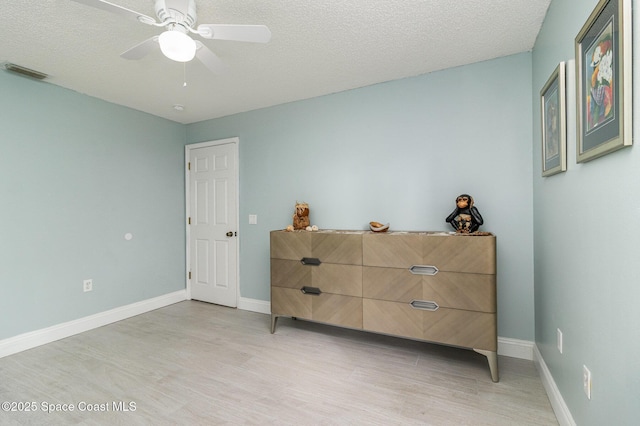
[185,137,240,302]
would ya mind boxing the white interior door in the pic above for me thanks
[188,139,238,307]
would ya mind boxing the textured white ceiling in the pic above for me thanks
[1,0,551,124]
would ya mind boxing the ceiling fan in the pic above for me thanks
[71,0,272,73]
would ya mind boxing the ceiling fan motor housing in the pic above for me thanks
[155,0,197,28]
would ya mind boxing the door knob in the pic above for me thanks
[226,231,233,237]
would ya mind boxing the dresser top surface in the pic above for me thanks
[272,229,494,237]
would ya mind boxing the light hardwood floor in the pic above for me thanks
[0,301,557,425]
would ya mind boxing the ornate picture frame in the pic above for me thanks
[541,62,567,176]
[575,0,632,163]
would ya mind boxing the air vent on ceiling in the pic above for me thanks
[3,63,49,80]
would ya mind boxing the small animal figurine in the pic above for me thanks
[292,201,310,230]
[445,194,484,233]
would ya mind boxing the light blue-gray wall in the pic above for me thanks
[0,71,186,340]
[3,2,636,420]
[532,0,640,424]
[188,52,535,341]
[1,50,535,344]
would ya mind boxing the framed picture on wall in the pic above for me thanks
[575,0,632,163]
[541,62,567,176]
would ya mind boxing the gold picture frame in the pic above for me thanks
[541,62,567,176]
[575,0,632,163]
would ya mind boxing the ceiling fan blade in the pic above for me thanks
[194,41,227,74]
[196,24,271,43]
[120,36,160,60]
[70,0,157,25]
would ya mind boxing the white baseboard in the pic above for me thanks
[498,336,535,360]
[238,296,271,315]
[0,290,187,359]
[533,345,576,426]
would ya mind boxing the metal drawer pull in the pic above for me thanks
[409,265,439,275]
[301,257,322,266]
[301,286,322,295]
[410,300,439,311]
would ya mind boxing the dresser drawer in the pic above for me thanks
[363,233,422,268]
[422,271,495,313]
[312,263,362,297]
[312,232,362,265]
[363,298,423,339]
[271,287,312,319]
[363,266,422,301]
[271,287,362,329]
[271,231,312,260]
[271,259,310,289]
[271,230,363,265]
[313,293,362,329]
[422,307,496,351]
[272,259,361,296]
[422,235,496,274]
[363,266,495,312]
[363,299,496,351]
[363,233,496,275]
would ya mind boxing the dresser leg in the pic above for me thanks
[474,349,499,382]
[270,314,278,334]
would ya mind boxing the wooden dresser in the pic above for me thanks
[270,229,498,382]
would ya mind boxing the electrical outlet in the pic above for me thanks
[557,328,563,354]
[583,365,592,400]
[83,279,93,292]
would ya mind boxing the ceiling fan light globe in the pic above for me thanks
[158,30,196,62]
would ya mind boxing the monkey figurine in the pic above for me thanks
[292,202,310,230]
[445,194,484,233]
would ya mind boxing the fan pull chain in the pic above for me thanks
[183,63,187,87]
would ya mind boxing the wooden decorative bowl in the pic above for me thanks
[369,222,390,232]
